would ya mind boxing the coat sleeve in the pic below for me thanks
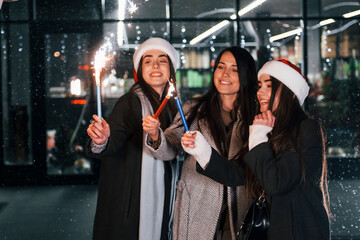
[87,92,142,159]
[196,147,245,187]
[244,119,322,196]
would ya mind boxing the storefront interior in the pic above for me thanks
[0,0,359,238]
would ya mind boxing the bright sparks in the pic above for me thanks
[167,81,176,97]
[94,41,113,86]
[128,1,138,14]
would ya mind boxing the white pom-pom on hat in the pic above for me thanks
[133,37,178,73]
[257,60,310,105]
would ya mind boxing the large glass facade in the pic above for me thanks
[0,0,359,237]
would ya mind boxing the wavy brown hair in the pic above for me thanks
[256,77,331,217]
[187,47,257,156]
[186,47,258,197]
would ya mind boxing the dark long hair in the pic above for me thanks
[131,55,178,130]
[259,77,331,217]
[187,46,257,162]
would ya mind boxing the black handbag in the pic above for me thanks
[236,191,270,240]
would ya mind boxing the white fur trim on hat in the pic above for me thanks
[257,60,310,105]
[133,37,178,72]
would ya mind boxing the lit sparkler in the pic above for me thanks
[94,41,113,120]
[172,84,189,132]
[128,0,138,14]
[153,80,176,119]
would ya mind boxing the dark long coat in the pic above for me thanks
[87,86,171,240]
[198,118,330,240]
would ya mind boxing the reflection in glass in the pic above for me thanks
[307,19,360,158]
[104,0,167,19]
[172,0,235,19]
[36,0,100,20]
[45,33,93,175]
[308,0,360,17]
[2,24,32,166]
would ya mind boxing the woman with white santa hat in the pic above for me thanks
[87,37,179,240]
[181,59,331,240]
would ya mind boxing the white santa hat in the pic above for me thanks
[133,37,178,73]
[257,59,310,105]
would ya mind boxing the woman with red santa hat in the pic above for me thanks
[181,59,331,240]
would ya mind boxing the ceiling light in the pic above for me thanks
[238,0,267,16]
[189,0,266,45]
[269,28,303,42]
[319,18,335,26]
[343,9,360,18]
[189,20,230,45]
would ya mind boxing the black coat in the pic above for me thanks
[87,89,171,240]
[198,118,330,240]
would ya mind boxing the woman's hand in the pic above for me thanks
[181,131,197,149]
[181,131,211,169]
[142,114,161,141]
[87,114,110,145]
[252,110,275,128]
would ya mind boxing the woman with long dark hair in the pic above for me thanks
[86,37,179,240]
[142,46,257,240]
[181,59,331,239]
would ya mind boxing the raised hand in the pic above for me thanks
[252,110,275,128]
[87,114,110,145]
[181,131,197,149]
[142,114,161,141]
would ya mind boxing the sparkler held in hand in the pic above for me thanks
[173,87,189,132]
[153,80,176,119]
[94,41,113,121]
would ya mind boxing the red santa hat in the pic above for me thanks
[257,59,310,105]
[132,37,178,82]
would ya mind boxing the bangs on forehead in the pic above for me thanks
[143,53,168,59]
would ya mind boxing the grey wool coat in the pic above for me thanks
[146,100,252,240]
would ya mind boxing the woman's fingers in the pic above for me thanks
[181,132,197,148]
[253,111,274,127]
[266,110,276,127]
[142,115,160,132]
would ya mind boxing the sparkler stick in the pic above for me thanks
[94,42,112,120]
[174,96,189,132]
[94,64,102,120]
[153,81,176,119]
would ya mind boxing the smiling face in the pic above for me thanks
[141,49,170,95]
[214,51,240,97]
[257,74,282,113]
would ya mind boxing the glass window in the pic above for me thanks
[0,1,29,21]
[237,0,302,18]
[307,18,360,158]
[250,20,303,69]
[8,0,29,21]
[171,21,236,100]
[104,0,168,19]
[44,33,93,175]
[36,0,100,20]
[104,21,170,46]
[307,18,360,237]
[172,0,235,19]
[2,24,32,166]
[308,0,360,17]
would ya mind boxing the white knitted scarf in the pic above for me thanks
[134,87,165,240]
